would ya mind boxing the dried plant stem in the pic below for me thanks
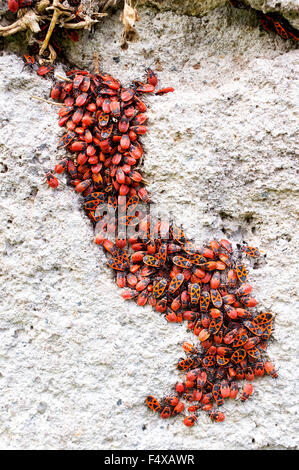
[31,95,64,106]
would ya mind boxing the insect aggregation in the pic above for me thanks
[41,62,278,427]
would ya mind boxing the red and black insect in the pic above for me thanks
[255,312,273,324]
[236,263,248,283]
[210,289,222,308]
[190,283,201,305]
[146,68,158,87]
[168,273,184,294]
[209,411,225,422]
[153,278,168,298]
[23,55,35,68]
[241,245,260,258]
[183,415,197,427]
[177,357,194,371]
[243,320,264,337]
[240,383,253,402]
[209,315,223,335]
[155,87,174,95]
[107,258,127,271]
[231,348,247,364]
[8,0,20,13]
[145,395,162,412]
[264,361,278,378]
[45,171,59,188]
[200,291,210,312]
[212,384,224,406]
[37,65,54,76]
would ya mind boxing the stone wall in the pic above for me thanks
[0,2,298,449]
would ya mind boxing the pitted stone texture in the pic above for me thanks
[139,0,299,28]
[0,5,298,450]
[139,0,226,16]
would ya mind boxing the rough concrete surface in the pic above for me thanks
[140,0,299,28]
[0,3,298,450]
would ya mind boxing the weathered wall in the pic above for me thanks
[0,3,298,449]
[139,0,299,28]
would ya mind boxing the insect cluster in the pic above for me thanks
[46,64,173,198]
[144,239,277,426]
[44,63,277,427]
